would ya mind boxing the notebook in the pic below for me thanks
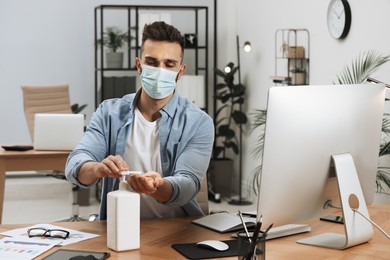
[33,113,84,151]
[192,213,256,233]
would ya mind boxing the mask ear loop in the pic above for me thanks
[135,57,142,74]
[176,65,184,82]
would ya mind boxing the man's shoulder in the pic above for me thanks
[100,93,135,108]
[176,95,210,117]
[173,96,213,129]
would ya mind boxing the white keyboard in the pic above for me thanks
[232,224,311,240]
[266,224,311,240]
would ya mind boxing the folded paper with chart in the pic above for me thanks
[192,212,256,233]
[0,236,59,260]
[0,223,99,260]
[34,113,84,151]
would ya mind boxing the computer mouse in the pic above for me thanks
[196,240,229,251]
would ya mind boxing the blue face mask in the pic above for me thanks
[140,64,179,99]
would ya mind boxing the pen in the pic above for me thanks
[247,221,261,259]
[238,210,251,243]
[258,214,263,231]
[263,223,274,238]
[241,212,257,218]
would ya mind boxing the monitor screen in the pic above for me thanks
[256,84,386,228]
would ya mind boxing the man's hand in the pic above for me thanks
[78,155,128,185]
[128,171,163,195]
[128,171,172,202]
[98,155,129,178]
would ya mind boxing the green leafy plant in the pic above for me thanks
[248,109,267,195]
[378,115,390,192]
[99,26,128,53]
[213,63,247,159]
[71,103,87,114]
[336,50,390,193]
[335,50,390,84]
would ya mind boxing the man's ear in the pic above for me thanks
[135,58,142,74]
[176,64,187,81]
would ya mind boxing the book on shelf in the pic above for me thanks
[270,76,290,84]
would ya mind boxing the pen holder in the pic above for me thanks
[237,231,266,260]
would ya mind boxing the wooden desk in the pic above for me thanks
[0,148,70,224]
[0,204,388,259]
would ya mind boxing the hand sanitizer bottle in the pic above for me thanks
[107,171,141,251]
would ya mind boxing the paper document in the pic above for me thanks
[0,223,99,246]
[0,236,60,260]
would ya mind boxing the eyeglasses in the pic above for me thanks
[27,228,70,239]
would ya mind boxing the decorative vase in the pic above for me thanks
[106,52,124,68]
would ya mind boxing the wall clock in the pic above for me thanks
[327,0,352,39]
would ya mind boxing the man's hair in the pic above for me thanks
[141,21,185,57]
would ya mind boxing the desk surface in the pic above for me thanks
[0,204,388,259]
[0,148,70,224]
[0,148,70,157]
[0,148,70,171]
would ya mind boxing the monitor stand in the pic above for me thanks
[297,153,373,249]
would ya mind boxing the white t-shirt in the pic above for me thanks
[123,107,185,218]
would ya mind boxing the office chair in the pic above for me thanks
[21,84,87,221]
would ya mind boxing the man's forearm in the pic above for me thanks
[77,162,101,186]
[150,179,173,203]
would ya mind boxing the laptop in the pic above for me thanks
[33,113,84,151]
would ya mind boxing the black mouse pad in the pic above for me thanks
[172,239,261,259]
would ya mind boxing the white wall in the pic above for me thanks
[0,0,215,144]
[217,0,390,198]
[2,0,390,198]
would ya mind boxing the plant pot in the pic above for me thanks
[208,159,234,198]
[106,52,124,68]
[290,72,306,85]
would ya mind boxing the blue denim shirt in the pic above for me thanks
[65,90,214,220]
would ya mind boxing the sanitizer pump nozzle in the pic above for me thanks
[119,171,129,190]
[118,171,143,190]
[107,171,141,251]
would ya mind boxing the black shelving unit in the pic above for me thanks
[272,28,310,86]
[94,5,209,112]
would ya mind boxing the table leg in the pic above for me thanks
[0,159,5,224]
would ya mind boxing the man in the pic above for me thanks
[65,21,214,220]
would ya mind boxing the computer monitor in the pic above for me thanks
[256,83,386,249]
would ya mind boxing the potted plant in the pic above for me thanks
[248,109,267,195]
[209,62,247,198]
[71,103,87,114]
[336,50,390,202]
[249,50,390,197]
[99,26,129,68]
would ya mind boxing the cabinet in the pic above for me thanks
[94,5,209,111]
[272,29,310,86]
